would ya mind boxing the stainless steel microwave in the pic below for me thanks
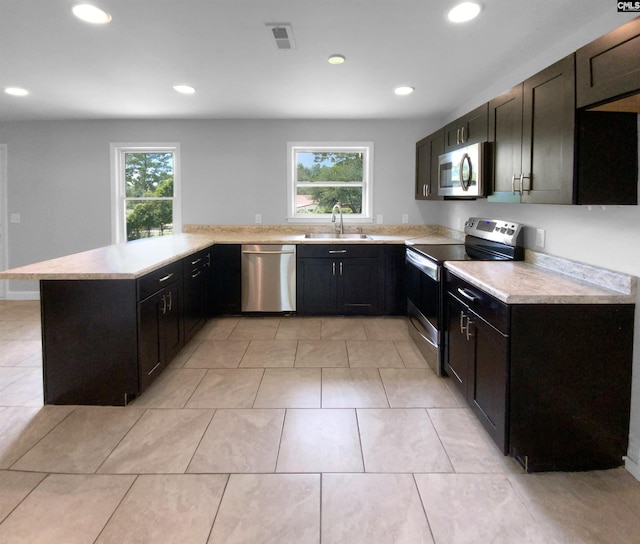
[437,142,486,197]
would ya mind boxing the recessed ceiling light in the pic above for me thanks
[173,85,196,94]
[72,4,112,24]
[447,2,482,23]
[4,87,29,97]
[394,86,415,96]
[328,54,346,65]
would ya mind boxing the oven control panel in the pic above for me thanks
[464,217,523,246]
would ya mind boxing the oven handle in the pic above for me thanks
[405,249,439,281]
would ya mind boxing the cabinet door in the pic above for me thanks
[211,245,241,315]
[576,17,640,108]
[415,130,444,200]
[471,314,509,454]
[445,294,474,398]
[138,290,163,393]
[297,258,338,314]
[160,280,183,365]
[338,257,380,314]
[521,54,575,204]
[487,84,524,202]
[444,103,488,152]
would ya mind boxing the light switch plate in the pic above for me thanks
[254,213,262,224]
[535,228,545,248]
[402,214,409,224]
[376,214,383,224]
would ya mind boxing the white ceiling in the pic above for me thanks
[0,0,627,122]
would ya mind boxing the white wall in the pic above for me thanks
[0,118,439,293]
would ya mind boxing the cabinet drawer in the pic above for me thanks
[445,271,509,333]
[297,244,380,259]
[183,247,212,275]
[137,261,182,300]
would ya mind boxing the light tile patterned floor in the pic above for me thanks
[1,300,640,543]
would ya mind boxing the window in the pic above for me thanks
[287,142,373,222]
[110,144,181,243]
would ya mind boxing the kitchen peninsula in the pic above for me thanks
[0,226,635,414]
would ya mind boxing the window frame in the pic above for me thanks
[286,141,374,223]
[110,143,182,244]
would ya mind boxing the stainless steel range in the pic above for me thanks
[406,217,524,375]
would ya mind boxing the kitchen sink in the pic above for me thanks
[304,233,372,240]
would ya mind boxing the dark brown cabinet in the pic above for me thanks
[445,270,634,471]
[443,103,488,152]
[40,246,213,406]
[488,54,575,204]
[576,17,640,108]
[297,244,383,315]
[445,274,509,453]
[183,247,212,343]
[415,130,444,200]
[138,274,183,393]
[211,244,242,315]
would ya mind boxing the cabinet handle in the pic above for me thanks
[456,128,461,145]
[520,173,531,194]
[191,258,202,265]
[511,174,517,195]
[332,262,336,276]
[161,295,167,315]
[329,249,347,254]
[425,184,430,197]
[339,262,343,276]
[459,311,468,334]
[167,291,173,311]
[148,362,161,376]
[461,126,466,143]
[465,317,474,341]
[192,270,201,279]
[457,287,478,302]
[159,272,174,283]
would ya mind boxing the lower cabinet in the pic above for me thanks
[183,247,213,343]
[137,276,183,393]
[296,244,386,315]
[445,270,634,471]
[211,244,242,315]
[446,279,509,453]
[40,246,213,406]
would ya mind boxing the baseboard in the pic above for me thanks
[625,457,640,481]
[5,290,40,301]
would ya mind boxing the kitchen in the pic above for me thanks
[1,1,640,542]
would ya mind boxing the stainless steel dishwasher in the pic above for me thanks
[241,244,296,312]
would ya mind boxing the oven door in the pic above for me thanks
[405,248,442,373]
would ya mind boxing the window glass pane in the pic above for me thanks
[296,187,363,214]
[125,152,174,197]
[296,152,363,183]
[125,200,173,241]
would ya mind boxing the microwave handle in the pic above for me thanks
[459,153,472,191]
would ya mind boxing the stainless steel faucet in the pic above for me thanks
[331,202,344,235]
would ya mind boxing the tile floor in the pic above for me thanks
[1,300,640,543]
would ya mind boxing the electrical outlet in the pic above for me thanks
[376,214,383,224]
[535,228,545,248]
[402,214,409,224]
[254,213,262,224]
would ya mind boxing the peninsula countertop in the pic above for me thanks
[0,225,462,280]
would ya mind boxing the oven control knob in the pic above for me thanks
[507,229,515,235]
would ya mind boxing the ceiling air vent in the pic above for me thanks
[265,23,296,50]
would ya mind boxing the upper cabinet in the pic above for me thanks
[489,55,575,204]
[443,103,488,152]
[415,130,444,200]
[415,18,639,206]
[576,17,640,108]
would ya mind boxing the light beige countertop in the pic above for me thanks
[0,225,462,281]
[445,255,636,304]
[182,224,463,245]
[0,233,216,280]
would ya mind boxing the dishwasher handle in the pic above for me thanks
[241,249,296,255]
